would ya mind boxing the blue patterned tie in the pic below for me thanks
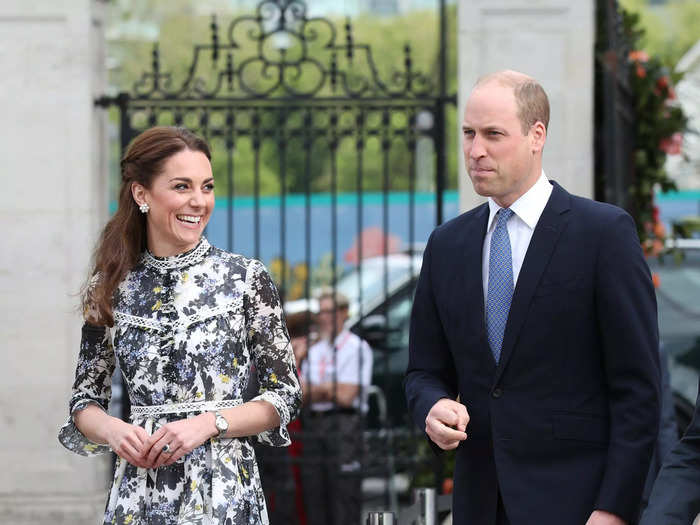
[486,208,515,363]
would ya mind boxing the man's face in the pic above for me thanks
[317,297,348,340]
[462,82,542,208]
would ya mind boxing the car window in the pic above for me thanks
[648,249,700,409]
[336,256,420,315]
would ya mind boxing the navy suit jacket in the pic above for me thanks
[641,380,700,525]
[405,182,661,525]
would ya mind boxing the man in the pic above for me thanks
[404,70,660,525]
[300,289,373,525]
[640,379,700,525]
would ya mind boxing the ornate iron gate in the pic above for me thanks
[97,0,456,520]
[595,0,636,212]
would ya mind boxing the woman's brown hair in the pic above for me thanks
[84,126,211,326]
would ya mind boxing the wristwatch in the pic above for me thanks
[213,411,229,438]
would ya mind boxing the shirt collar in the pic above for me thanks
[487,171,552,231]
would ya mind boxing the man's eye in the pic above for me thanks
[463,129,474,136]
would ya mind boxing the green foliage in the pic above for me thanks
[622,8,688,247]
[106,3,458,197]
[618,0,700,69]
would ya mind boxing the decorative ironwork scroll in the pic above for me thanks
[128,0,435,100]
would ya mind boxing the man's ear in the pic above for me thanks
[131,182,147,207]
[530,121,547,154]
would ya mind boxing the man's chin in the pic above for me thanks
[469,180,495,198]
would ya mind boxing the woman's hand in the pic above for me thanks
[104,417,151,468]
[142,413,217,469]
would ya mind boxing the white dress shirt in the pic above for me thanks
[301,329,373,413]
[482,171,553,300]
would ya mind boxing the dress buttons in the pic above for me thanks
[492,387,503,399]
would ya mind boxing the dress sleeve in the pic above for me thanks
[244,259,302,446]
[57,322,116,456]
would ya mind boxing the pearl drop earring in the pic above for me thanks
[139,203,150,214]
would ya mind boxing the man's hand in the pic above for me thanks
[425,398,469,450]
[585,510,626,525]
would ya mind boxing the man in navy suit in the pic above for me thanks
[404,71,660,525]
[640,379,700,525]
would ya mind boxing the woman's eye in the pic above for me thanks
[204,183,215,191]
[174,183,188,190]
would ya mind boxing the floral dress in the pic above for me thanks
[58,238,302,525]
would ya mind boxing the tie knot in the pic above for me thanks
[496,208,514,227]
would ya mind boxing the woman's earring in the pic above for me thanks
[139,202,150,214]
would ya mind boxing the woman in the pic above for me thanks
[58,126,301,524]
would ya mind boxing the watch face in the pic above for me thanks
[216,414,228,433]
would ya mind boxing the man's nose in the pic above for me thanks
[469,135,486,159]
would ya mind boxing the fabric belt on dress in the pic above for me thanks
[130,398,243,418]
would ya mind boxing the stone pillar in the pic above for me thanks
[0,0,109,523]
[457,0,595,212]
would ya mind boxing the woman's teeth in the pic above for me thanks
[177,215,201,224]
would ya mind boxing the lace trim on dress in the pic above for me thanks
[114,300,239,333]
[130,398,243,418]
[252,390,292,445]
[114,311,161,331]
[141,237,211,271]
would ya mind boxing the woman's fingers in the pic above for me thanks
[160,444,187,467]
[133,425,149,445]
[144,426,167,449]
[116,440,148,468]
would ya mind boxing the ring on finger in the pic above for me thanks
[162,444,172,454]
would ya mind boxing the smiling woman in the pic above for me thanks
[131,148,215,258]
[58,126,301,525]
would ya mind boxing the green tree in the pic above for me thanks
[618,0,700,68]
[106,2,458,197]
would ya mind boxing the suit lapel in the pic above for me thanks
[494,182,571,382]
[462,203,489,338]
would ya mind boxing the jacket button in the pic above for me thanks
[492,388,503,399]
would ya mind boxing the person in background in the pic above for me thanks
[300,288,373,525]
[641,343,678,509]
[253,310,316,525]
[640,377,700,525]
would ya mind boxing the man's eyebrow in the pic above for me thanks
[462,125,506,132]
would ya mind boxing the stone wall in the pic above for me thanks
[0,0,109,523]
[457,0,595,211]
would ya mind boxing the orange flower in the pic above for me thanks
[660,132,683,155]
[442,478,454,494]
[636,64,646,78]
[653,221,666,238]
[629,50,649,62]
